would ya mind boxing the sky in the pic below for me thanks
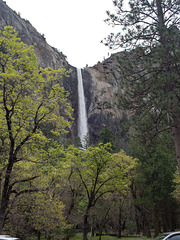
[5,0,118,68]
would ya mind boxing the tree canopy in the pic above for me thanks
[104,0,180,173]
[0,26,73,233]
[64,143,136,240]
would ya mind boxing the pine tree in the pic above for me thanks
[104,0,180,173]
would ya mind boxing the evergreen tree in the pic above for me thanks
[129,115,177,236]
[104,0,180,173]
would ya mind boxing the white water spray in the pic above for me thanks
[77,68,88,147]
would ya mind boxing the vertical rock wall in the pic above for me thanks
[83,56,128,148]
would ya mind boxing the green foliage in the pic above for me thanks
[0,26,73,232]
[99,128,114,144]
[173,170,180,201]
[130,118,177,207]
[104,0,180,50]
[65,143,135,201]
[129,121,177,234]
[99,128,117,152]
[74,136,82,148]
[104,0,180,174]
[131,114,176,199]
[0,26,73,159]
[0,26,73,151]
[4,140,70,238]
[63,144,136,240]
[9,192,66,239]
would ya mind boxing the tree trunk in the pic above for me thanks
[0,212,5,234]
[90,220,95,237]
[98,231,102,240]
[0,157,14,233]
[172,120,180,175]
[37,231,41,240]
[117,204,122,238]
[135,209,141,234]
[154,207,161,237]
[83,208,89,240]
[142,214,151,238]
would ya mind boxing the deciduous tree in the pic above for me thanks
[0,26,72,233]
[66,144,135,240]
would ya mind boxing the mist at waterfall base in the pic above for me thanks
[77,68,88,148]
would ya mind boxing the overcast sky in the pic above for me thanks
[5,0,118,68]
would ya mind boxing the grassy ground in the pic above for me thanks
[70,233,152,240]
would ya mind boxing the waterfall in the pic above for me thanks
[77,68,88,147]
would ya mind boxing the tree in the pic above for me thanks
[66,144,135,240]
[90,194,112,240]
[99,128,117,152]
[99,128,114,144]
[104,0,180,173]
[129,115,177,236]
[13,192,66,240]
[0,26,73,233]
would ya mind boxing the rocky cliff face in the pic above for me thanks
[0,0,127,148]
[82,56,128,148]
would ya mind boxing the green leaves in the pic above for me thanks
[64,143,136,207]
[0,26,73,231]
[0,26,73,151]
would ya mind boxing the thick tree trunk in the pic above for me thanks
[172,121,180,175]
[0,157,14,233]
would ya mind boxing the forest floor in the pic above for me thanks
[70,233,153,240]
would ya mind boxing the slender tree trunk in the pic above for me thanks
[83,208,90,240]
[37,231,41,240]
[98,231,102,240]
[135,209,141,234]
[173,121,180,175]
[117,204,122,238]
[142,214,151,238]
[0,212,5,234]
[154,207,161,237]
[90,218,95,237]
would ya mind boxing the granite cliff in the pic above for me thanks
[0,0,127,148]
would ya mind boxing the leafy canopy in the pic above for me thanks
[0,26,73,162]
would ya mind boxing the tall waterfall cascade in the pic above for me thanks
[77,68,88,147]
